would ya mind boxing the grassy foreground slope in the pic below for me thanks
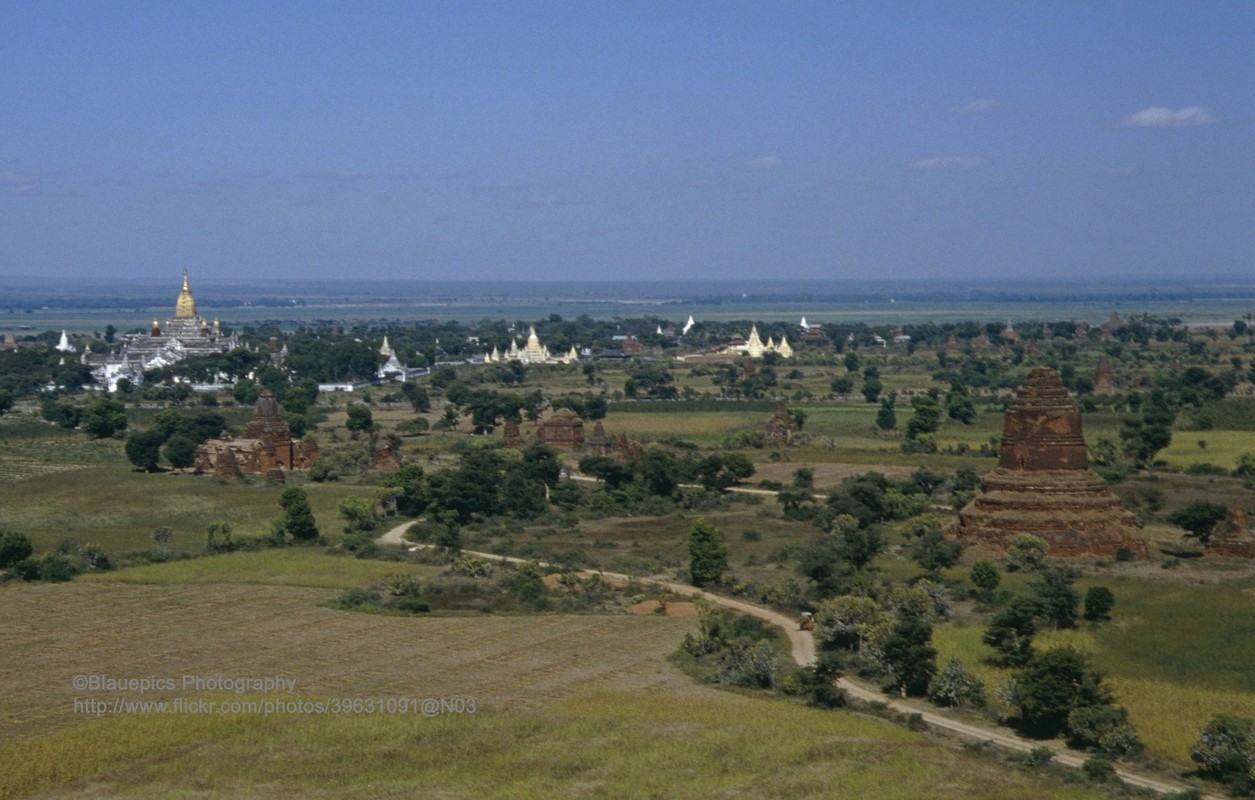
[2,562,1110,800]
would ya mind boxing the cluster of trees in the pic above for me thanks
[0,530,112,582]
[374,442,562,526]
[578,448,754,499]
[125,409,228,471]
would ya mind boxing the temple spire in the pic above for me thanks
[175,268,197,319]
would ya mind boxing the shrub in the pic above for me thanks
[1083,586,1116,621]
[0,530,34,569]
[37,552,76,582]
[1024,746,1054,767]
[1190,714,1255,794]
[927,656,985,708]
[688,517,727,587]
[395,595,431,613]
[970,559,1000,598]
[334,587,382,610]
[717,639,779,689]
[1081,756,1116,781]
[1010,647,1113,739]
[1067,704,1142,756]
[1007,534,1049,571]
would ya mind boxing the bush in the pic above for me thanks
[717,639,779,690]
[1009,647,1113,739]
[1083,586,1116,621]
[927,656,985,708]
[37,552,76,582]
[1190,714,1255,794]
[334,587,382,610]
[0,530,34,569]
[394,595,431,614]
[969,559,1000,598]
[1158,539,1206,559]
[1024,746,1054,767]
[1067,704,1142,756]
[1081,756,1116,782]
[1007,534,1049,571]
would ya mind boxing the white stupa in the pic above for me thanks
[55,330,76,353]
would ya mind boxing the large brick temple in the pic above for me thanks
[954,367,1148,559]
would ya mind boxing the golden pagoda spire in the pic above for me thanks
[174,268,197,319]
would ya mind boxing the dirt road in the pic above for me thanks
[377,521,1215,798]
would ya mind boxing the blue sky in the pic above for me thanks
[1,1,1250,282]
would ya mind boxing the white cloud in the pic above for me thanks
[952,97,997,114]
[744,155,781,171]
[911,156,983,171]
[1121,106,1217,127]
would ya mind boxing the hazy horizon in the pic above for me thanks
[2,3,1251,284]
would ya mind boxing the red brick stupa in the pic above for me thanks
[954,367,1148,559]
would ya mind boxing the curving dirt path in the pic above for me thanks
[378,521,1216,798]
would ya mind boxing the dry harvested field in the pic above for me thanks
[0,581,703,745]
[3,574,1119,799]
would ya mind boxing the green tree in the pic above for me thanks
[1235,452,1255,480]
[946,387,976,424]
[41,399,82,429]
[639,449,680,497]
[1120,390,1175,467]
[205,521,233,553]
[1007,533,1049,571]
[1010,647,1114,739]
[1166,501,1228,544]
[1190,714,1255,794]
[380,464,428,516]
[339,497,378,534]
[861,377,883,403]
[81,396,128,439]
[928,655,986,708]
[970,559,1001,599]
[905,396,942,441]
[520,441,562,488]
[162,434,199,469]
[0,389,12,415]
[1083,586,1115,621]
[982,596,1040,666]
[875,398,897,431]
[1067,705,1142,756]
[911,529,962,576]
[345,404,374,435]
[499,468,547,519]
[688,517,728,587]
[282,377,320,415]
[578,455,633,489]
[1031,568,1080,629]
[881,616,937,697]
[125,429,167,472]
[401,381,431,412]
[0,530,34,568]
[777,485,816,521]
[279,487,320,542]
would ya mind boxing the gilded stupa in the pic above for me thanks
[175,269,197,319]
[82,269,237,392]
[954,367,1148,559]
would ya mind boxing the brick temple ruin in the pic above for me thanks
[954,366,1149,559]
[193,389,319,478]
